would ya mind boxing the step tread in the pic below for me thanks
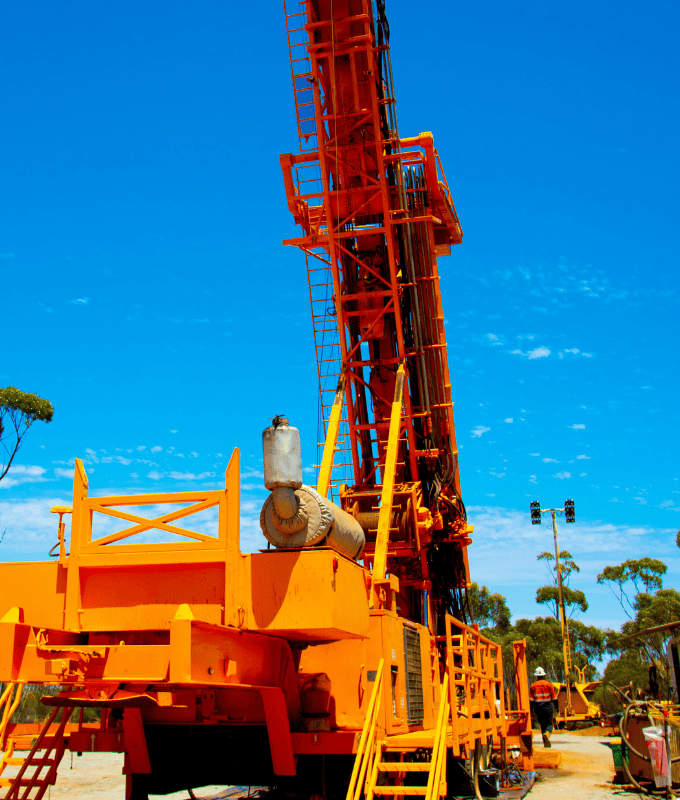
[377,763,431,772]
[372,788,429,795]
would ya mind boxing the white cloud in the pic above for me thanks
[486,333,503,346]
[0,465,50,489]
[151,446,162,454]
[85,448,99,463]
[54,468,73,479]
[170,430,178,434]
[529,453,540,457]
[569,424,586,430]
[168,471,215,481]
[576,454,590,460]
[553,471,572,479]
[579,473,588,477]
[542,458,560,463]
[148,471,162,481]
[137,446,146,452]
[529,475,538,484]
[471,426,491,438]
[70,297,89,305]
[504,418,513,423]
[582,353,593,358]
[510,346,551,359]
[564,348,580,354]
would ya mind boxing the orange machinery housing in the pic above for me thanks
[0,2,533,799]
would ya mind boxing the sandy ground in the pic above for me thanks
[1,752,234,799]
[530,729,634,800]
[2,729,632,799]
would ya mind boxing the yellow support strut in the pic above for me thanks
[372,363,405,584]
[317,373,346,498]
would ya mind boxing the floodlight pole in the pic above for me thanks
[550,508,574,719]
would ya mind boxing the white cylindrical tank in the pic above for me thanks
[263,416,302,490]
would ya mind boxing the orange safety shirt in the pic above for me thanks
[529,679,557,703]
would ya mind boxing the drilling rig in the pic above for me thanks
[0,3,534,799]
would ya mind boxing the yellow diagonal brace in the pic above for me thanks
[317,372,346,498]
[372,364,405,583]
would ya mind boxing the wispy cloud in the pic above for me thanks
[569,424,586,430]
[471,425,491,438]
[510,346,551,359]
[70,297,89,305]
[168,471,215,481]
[0,465,50,489]
[543,457,560,463]
[553,471,572,479]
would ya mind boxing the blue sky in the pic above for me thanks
[1,0,678,634]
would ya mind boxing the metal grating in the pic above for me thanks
[403,625,424,725]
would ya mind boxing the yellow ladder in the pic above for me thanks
[1,706,73,800]
[365,673,450,800]
[0,683,23,787]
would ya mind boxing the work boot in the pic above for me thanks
[542,731,551,748]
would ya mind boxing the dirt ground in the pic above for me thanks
[1,752,234,799]
[530,728,636,800]
[2,729,634,799]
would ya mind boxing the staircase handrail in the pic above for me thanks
[425,671,449,800]
[346,658,385,800]
[0,684,23,751]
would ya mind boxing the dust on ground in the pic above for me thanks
[530,729,638,800]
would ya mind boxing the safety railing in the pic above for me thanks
[346,659,384,800]
[444,615,506,757]
[62,450,242,630]
[68,449,240,563]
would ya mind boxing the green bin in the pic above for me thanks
[610,738,629,771]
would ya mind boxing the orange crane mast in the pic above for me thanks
[0,3,534,799]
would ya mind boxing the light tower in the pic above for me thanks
[530,498,576,720]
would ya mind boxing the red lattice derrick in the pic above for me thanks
[281,0,466,525]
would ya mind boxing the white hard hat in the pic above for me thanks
[534,667,546,677]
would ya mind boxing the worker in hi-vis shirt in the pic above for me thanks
[529,667,558,747]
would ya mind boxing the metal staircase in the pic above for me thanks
[347,665,450,800]
[0,706,73,800]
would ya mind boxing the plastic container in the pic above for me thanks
[643,725,671,788]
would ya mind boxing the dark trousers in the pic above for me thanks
[532,701,554,734]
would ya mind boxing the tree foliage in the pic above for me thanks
[468,583,512,633]
[599,559,680,700]
[536,585,588,618]
[0,387,53,481]
[535,550,588,620]
[597,558,667,616]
